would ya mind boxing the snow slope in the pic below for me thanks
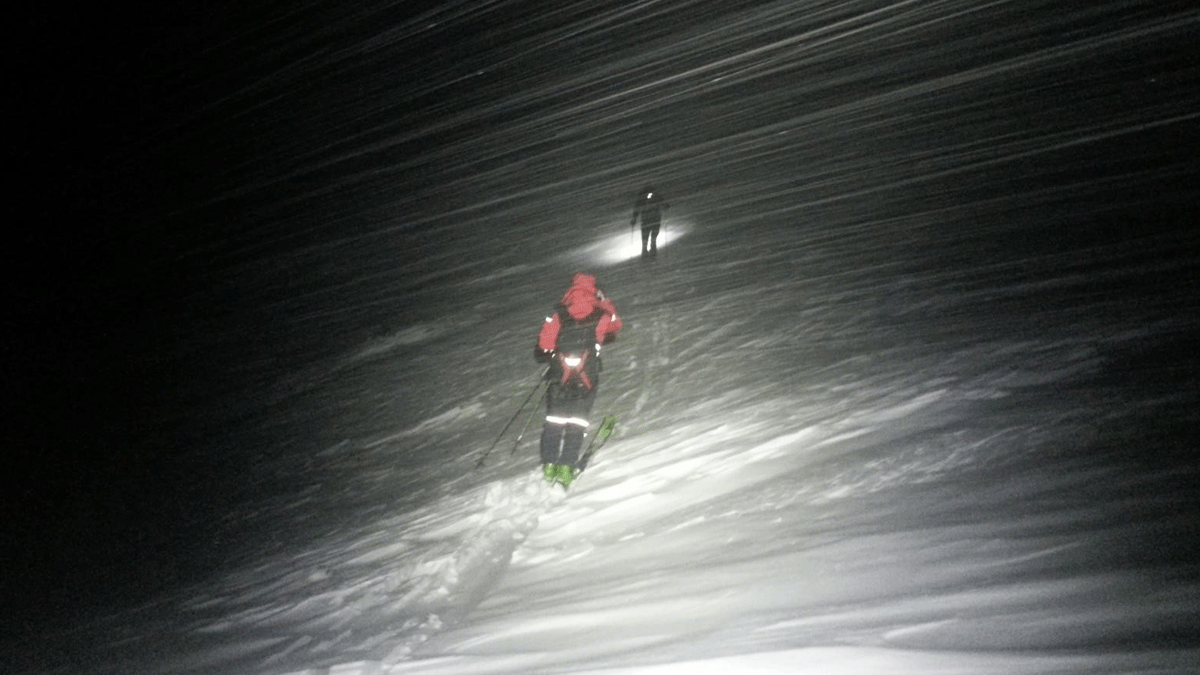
[19,209,1198,674]
[6,1,1198,673]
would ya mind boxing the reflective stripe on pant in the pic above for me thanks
[545,415,589,427]
[541,380,597,468]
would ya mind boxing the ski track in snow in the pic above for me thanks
[78,302,1195,675]
[46,228,1196,674]
[11,1,1199,674]
[39,227,1194,674]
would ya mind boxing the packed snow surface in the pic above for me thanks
[8,1,1197,674]
[28,217,1199,674]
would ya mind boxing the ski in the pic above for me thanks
[577,415,616,473]
[541,416,615,492]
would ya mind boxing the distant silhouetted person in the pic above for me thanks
[630,186,669,258]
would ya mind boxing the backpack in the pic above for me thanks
[553,305,604,397]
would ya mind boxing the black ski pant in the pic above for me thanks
[539,382,597,468]
[641,221,660,255]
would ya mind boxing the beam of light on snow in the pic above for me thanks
[28,1,1200,674]
[582,219,691,266]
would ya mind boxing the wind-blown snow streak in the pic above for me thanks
[13,1,1198,674]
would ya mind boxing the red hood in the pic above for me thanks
[561,273,599,319]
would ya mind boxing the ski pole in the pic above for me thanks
[578,415,615,473]
[509,386,548,456]
[475,370,547,468]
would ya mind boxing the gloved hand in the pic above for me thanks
[534,348,554,364]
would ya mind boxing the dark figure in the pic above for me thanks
[630,185,669,258]
[534,273,623,487]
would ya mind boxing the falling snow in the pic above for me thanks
[6,1,1198,674]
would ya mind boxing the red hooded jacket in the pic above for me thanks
[537,273,622,353]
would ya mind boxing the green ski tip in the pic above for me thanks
[595,415,616,440]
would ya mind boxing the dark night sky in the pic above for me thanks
[11,6,203,447]
[4,3,329,630]
[6,1,479,634]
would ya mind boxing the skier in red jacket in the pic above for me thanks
[534,273,623,487]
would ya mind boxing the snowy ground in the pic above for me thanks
[19,214,1199,674]
[6,1,1198,674]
